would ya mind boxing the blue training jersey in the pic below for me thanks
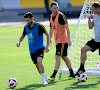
[25,23,45,54]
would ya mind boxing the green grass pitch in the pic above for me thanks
[0,25,100,90]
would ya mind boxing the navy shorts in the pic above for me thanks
[30,48,44,64]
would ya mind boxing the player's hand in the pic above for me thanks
[16,42,20,47]
[67,40,71,46]
[50,40,52,46]
[89,15,93,19]
[44,46,49,53]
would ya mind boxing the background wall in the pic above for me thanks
[0,0,54,9]
[0,0,85,17]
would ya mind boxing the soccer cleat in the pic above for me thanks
[98,80,100,82]
[66,74,75,80]
[67,77,75,80]
[40,81,48,86]
[48,77,55,81]
[74,69,85,76]
[43,81,48,86]
[69,75,75,78]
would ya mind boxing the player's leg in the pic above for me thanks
[37,57,44,73]
[62,56,75,78]
[75,45,92,76]
[30,54,42,74]
[75,39,99,76]
[62,43,75,78]
[31,48,48,85]
[35,64,40,73]
[97,43,100,82]
[55,55,61,70]
[81,45,92,64]
[35,62,49,83]
[36,48,48,85]
[48,43,61,81]
[48,55,61,80]
[37,57,48,85]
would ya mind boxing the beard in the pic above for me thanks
[28,20,33,26]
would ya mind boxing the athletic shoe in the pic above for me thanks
[43,81,48,86]
[66,74,75,80]
[98,80,100,82]
[48,77,55,81]
[39,81,48,86]
[75,68,85,76]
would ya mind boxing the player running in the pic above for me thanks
[16,12,50,85]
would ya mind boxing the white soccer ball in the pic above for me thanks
[77,73,87,82]
[7,78,17,89]
[95,62,100,67]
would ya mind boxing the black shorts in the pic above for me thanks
[56,43,68,56]
[86,39,100,55]
[30,48,44,64]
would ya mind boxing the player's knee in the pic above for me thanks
[37,59,42,64]
[81,47,86,53]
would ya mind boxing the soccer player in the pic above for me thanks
[48,2,75,81]
[75,2,100,77]
[16,12,50,85]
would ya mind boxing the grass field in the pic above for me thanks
[0,25,100,90]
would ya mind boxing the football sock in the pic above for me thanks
[40,73,46,83]
[50,70,58,78]
[80,63,84,70]
[45,75,48,81]
[69,69,74,76]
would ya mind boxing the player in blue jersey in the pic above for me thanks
[16,12,50,86]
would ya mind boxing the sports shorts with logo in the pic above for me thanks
[30,48,44,64]
[56,43,68,56]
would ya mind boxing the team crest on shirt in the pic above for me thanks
[53,25,56,29]
[28,33,34,43]
[28,33,34,39]
[53,24,57,33]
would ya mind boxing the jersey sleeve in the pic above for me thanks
[58,13,68,25]
[23,26,26,36]
[38,24,46,36]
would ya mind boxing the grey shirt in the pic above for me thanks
[93,14,100,42]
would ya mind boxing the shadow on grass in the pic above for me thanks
[64,82,100,90]
[6,81,58,90]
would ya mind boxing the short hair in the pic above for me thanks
[24,12,33,19]
[50,1,58,7]
[92,2,100,8]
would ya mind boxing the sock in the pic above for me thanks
[45,75,48,81]
[80,63,84,70]
[50,70,58,78]
[69,69,74,76]
[40,73,46,83]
